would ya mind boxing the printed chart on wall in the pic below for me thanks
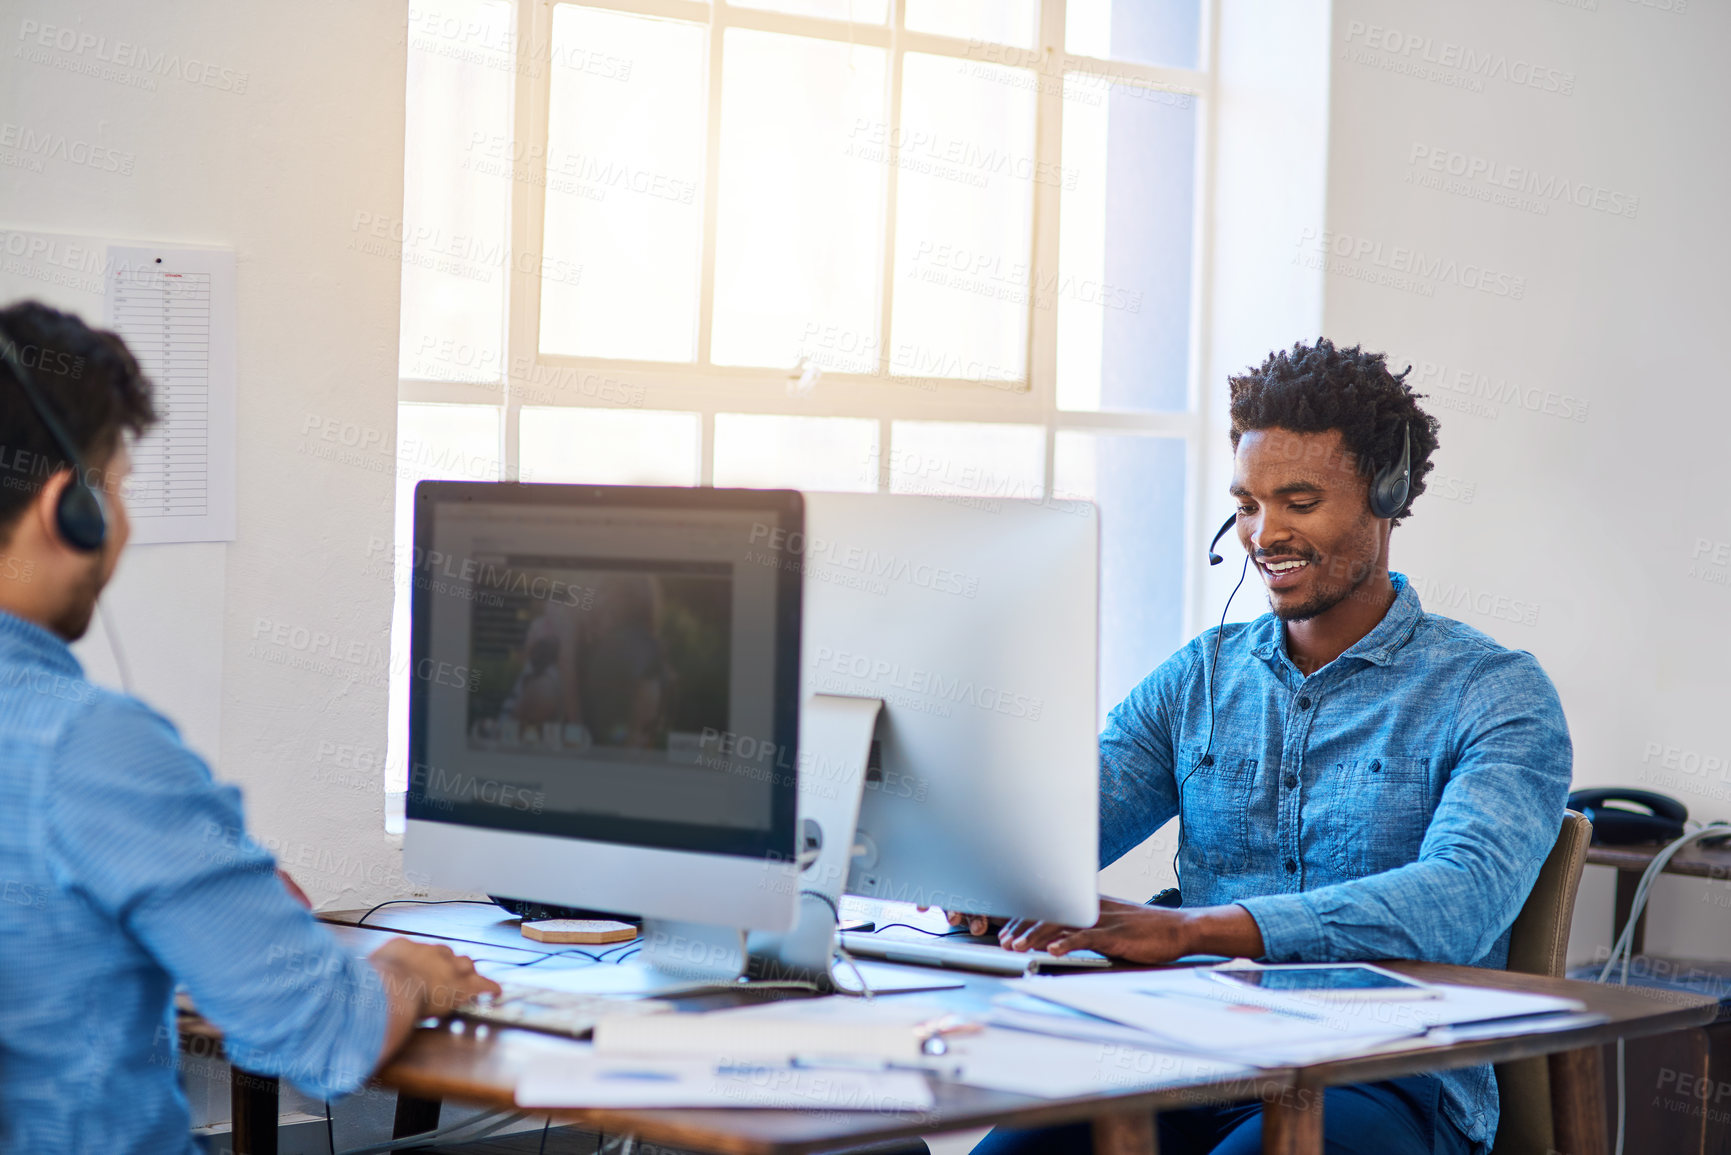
[104,245,237,544]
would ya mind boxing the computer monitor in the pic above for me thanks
[403,482,805,984]
[799,491,1101,928]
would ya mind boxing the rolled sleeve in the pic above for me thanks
[45,693,388,1098]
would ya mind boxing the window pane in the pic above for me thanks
[1055,432,1185,724]
[1058,76,1197,413]
[713,414,879,491]
[712,30,887,371]
[519,407,700,485]
[386,404,504,792]
[399,0,514,383]
[1066,0,1200,70]
[727,0,888,23]
[539,6,707,362]
[889,55,1035,385]
[905,0,1036,48]
[888,421,1044,500]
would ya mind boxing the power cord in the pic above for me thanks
[1593,821,1731,1155]
[800,888,873,1000]
[353,898,500,926]
[335,1108,522,1154]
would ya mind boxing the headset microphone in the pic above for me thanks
[1206,513,1237,566]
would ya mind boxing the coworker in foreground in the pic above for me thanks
[983,341,1572,1155]
[0,301,500,1154]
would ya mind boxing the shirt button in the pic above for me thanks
[1200,754,1215,766]
[1297,695,1312,710]
[1284,858,1298,873]
[1284,775,1299,789]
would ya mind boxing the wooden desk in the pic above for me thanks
[1585,841,1731,957]
[313,906,1715,1155]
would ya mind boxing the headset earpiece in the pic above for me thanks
[1368,420,1412,521]
[55,478,109,552]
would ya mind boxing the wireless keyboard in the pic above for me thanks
[457,982,675,1038]
[839,931,1111,976]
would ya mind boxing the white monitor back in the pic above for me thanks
[799,492,1100,927]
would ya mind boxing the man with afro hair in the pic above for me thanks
[982,338,1572,1155]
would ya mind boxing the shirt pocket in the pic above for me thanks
[1325,755,1434,877]
[1178,745,1259,884]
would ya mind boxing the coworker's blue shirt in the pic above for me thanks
[1100,573,1571,1153]
[0,610,388,1154]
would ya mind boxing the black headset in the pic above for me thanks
[0,321,109,552]
[1205,420,1413,565]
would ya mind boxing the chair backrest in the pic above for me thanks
[1492,809,1593,1155]
[1505,809,1593,978]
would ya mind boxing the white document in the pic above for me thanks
[1007,971,1422,1066]
[593,993,968,1065]
[944,1027,1252,1100]
[515,1050,935,1111]
[104,245,236,543]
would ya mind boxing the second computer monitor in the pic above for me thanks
[799,492,1100,928]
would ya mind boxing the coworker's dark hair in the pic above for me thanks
[1228,338,1438,525]
[0,300,156,540]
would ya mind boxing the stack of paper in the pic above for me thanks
[592,994,969,1065]
[515,1046,935,1111]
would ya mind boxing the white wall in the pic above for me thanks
[1322,0,1731,963]
[0,0,417,908]
[1099,0,1334,904]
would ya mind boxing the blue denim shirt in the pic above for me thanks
[1099,573,1572,1152]
[0,610,388,1154]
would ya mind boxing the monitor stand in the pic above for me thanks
[514,695,885,998]
[747,694,883,991]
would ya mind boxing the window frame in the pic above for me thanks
[397,0,1222,633]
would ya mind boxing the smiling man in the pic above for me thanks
[988,340,1573,1155]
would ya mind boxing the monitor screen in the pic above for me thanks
[407,483,802,860]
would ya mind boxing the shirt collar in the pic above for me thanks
[0,607,85,678]
[1248,571,1424,669]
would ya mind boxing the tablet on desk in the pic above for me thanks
[1207,963,1439,1000]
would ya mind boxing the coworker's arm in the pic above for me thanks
[1236,650,1572,965]
[46,694,495,1097]
[369,938,500,1066]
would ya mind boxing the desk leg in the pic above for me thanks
[1261,1087,1323,1155]
[1093,1108,1157,1155]
[392,1094,443,1138]
[229,1068,279,1155]
[1613,869,1648,958]
[1550,1044,1610,1155]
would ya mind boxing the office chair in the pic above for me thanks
[1491,809,1593,1155]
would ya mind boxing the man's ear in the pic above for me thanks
[29,470,74,551]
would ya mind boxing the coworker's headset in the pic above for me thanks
[0,321,108,552]
[1566,788,1688,846]
[1158,422,1414,905]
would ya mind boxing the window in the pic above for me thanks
[389,0,1213,797]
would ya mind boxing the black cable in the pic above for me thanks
[859,921,973,938]
[539,1117,551,1154]
[325,1098,335,1155]
[353,898,499,927]
[1172,553,1249,893]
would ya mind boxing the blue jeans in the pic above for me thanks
[971,1076,1474,1155]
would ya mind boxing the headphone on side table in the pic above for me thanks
[0,321,108,552]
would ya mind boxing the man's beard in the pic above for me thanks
[49,554,107,640]
[1268,560,1374,623]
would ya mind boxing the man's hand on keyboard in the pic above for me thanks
[997,898,1266,964]
[915,904,1005,938]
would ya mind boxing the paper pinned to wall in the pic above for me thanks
[104,245,236,543]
